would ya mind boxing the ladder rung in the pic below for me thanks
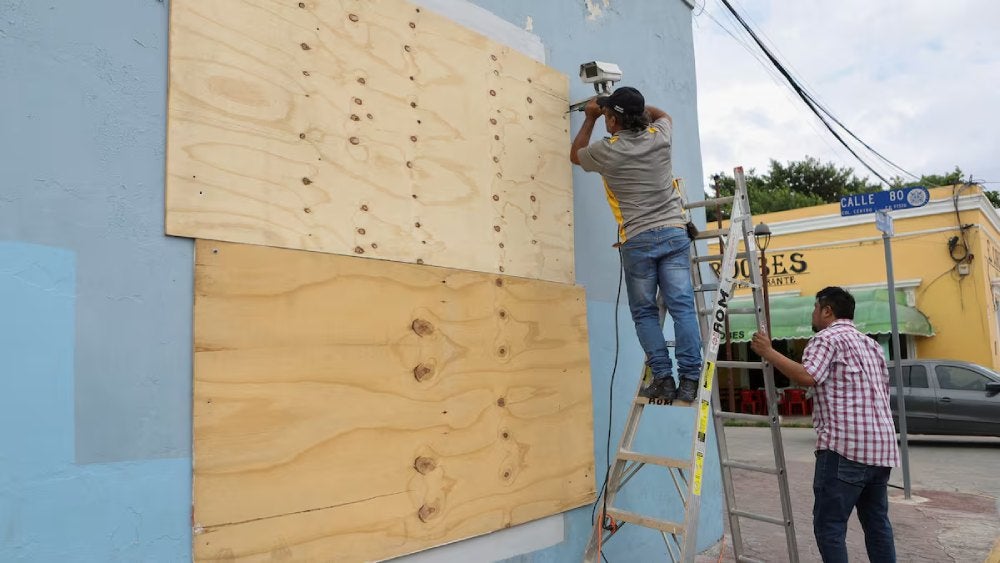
[606,508,684,534]
[717,411,771,423]
[716,360,764,369]
[730,509,788,527]
[722,459,779,475]
[693,251,750,263]
[738,556,767,563]
[618,449,689,470]
[692,228,727,240]
[685,196,734,209]
[694,283,719,292]
[728,306,757,315]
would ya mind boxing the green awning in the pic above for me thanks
[725,288,934,343]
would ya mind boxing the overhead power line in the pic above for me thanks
[715,0,919,185]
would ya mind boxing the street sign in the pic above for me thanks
[840,186,930,216]
[875,209,894,236]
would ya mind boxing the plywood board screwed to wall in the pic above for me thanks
[167,0,574,283]
[192,240,595,562]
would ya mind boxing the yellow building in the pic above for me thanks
[709,184,1000,381]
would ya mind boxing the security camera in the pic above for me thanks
[569,61,622,112]
[579,61,622,87]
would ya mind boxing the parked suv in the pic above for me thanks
[888,359,1000,437]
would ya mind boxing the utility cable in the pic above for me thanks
[716,0,915,185]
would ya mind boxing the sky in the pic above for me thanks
[692,0,1000,190]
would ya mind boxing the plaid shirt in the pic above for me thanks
[802,319,900,467]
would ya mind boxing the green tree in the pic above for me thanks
[889,166,1000,208]
[705,157,879,219]
[889,166,963,190]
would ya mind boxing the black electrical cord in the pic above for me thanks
[950,183,973,263]
[591,244,625,542]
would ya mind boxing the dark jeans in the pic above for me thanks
[619,226,703,382]
[813,450,896,562]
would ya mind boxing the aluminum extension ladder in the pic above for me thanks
[583,168,798,562]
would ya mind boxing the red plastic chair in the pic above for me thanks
[783,388,810,416]
[740,389,764,415]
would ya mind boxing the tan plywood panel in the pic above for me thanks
[192,240,594,561]
[167,0,574,283]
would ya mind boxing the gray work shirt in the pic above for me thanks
[577,117,686,243]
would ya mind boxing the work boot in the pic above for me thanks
[639,377,676,404]
[675,378,699,403]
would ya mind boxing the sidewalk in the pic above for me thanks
[696,428,1000,562]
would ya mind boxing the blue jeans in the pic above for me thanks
[813,450,896,563]
[619,226,703,382]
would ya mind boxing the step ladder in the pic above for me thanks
[583,168,798,563]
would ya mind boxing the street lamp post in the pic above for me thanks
[754,222,772,334]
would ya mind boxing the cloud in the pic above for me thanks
[694,0,1000,186]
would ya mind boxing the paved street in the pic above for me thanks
[698,426,1000,562]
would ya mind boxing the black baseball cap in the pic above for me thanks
[597,86,645,116]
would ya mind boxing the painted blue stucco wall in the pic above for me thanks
[0,0,717,561]
[1,0,192,561]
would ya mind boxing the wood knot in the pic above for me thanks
[498,309,507,319]
[496,397,506,407]
[492,195,499,201]
[417,503,439,522]
[409,22,416,28]
[489,89,496,96]
[411,318,434,337]
[301,177,312,185]
[349,137,360,145]
[348,13,359,22]
[406,161,414,168]
[490,118,497,125]
[490,54,497,61]
[350,114,360,121]
[361,204,369,211]
[497,346,507,357]
[526,96,533,103]
[357,228,366,235]
[404,45,412,52]
[413,362,434,382]
[493,225,501,232]
[530,195,536,202]
[495,278,503,287]
[413,456,437,474]
[501,430,510,440]
[410,101,417,108]
[354,246,364,254]
[300,43,311,50]
[298,2,305,7]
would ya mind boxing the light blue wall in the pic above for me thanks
[0,243,190,561]
[0,0,717,561]
[1,1,192,561]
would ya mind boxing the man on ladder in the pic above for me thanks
[570,86,703,404]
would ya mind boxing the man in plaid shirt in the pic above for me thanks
[751,286,900,562]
